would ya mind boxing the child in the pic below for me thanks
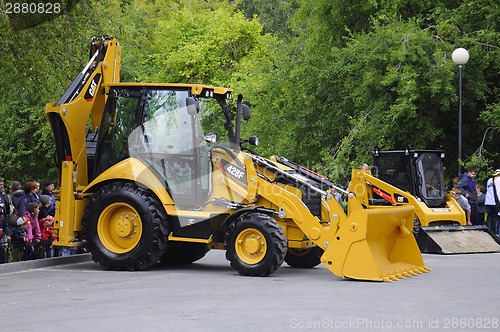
[10,217,28,262]
[41,216,57,258]
[23,202,41,260]
[38,195,51,230]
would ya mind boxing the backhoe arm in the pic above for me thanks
[45,36,121,186]
[44,36,121,247]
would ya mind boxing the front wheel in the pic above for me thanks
[225,213,286,277]
[83,182,169,271]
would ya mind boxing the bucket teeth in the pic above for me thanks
[410,266,432,275]
[379,265,430,282]
[404,268,416,276]
[380,273,399,282]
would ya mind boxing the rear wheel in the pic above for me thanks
[225,213,286,277]
[160,242,209,265]
[83,182,169,271]
[285,246,323,268]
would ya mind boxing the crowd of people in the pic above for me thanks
[0,178,60,264]
[449,168,500,235]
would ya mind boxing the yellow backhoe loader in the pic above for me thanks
[45,36,429,281]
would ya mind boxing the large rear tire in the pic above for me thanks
[225,213,286,277]
[83,182,169,271]
[285,246,323,268]
[160,242,209,265]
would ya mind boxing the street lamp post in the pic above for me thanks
[452,48,469,177]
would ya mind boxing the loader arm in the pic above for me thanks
[251,157,429,281]
[349,170,466,226]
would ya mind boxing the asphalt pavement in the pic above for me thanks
[1,251,499,331]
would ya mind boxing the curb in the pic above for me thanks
[0,253,92,274]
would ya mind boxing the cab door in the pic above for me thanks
[97,87,211,209]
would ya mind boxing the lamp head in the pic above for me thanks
[452,48,469,65]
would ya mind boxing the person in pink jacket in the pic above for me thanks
[22,202,41,260]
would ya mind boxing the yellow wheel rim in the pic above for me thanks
[235,228,267,265]
[97,203,143,254]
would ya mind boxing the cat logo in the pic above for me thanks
[84,73,101,102]
[395,194,408,203]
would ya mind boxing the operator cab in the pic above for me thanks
[91,85,226,208]
[89,84,253,210]
[372,148,447,208]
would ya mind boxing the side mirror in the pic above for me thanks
[204,133,217,143]
[186,97,199,115]
[242,104,250,121]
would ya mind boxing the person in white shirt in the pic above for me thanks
[485,169,500,234]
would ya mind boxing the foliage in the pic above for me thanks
[0,0,124,183]
[0,103,57,183]
[145,1,267,86]
[232,0,300,36]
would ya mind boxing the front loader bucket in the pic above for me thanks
[416,225,500,254]
[322,202,430,282]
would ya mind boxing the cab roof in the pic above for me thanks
[103,82,233,98]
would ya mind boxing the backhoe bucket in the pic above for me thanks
[322,201,430,281]
[416,225,500,254]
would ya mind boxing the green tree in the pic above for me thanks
[144,1,269,86]
[0,0,124,183]
[233,0,300,36]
